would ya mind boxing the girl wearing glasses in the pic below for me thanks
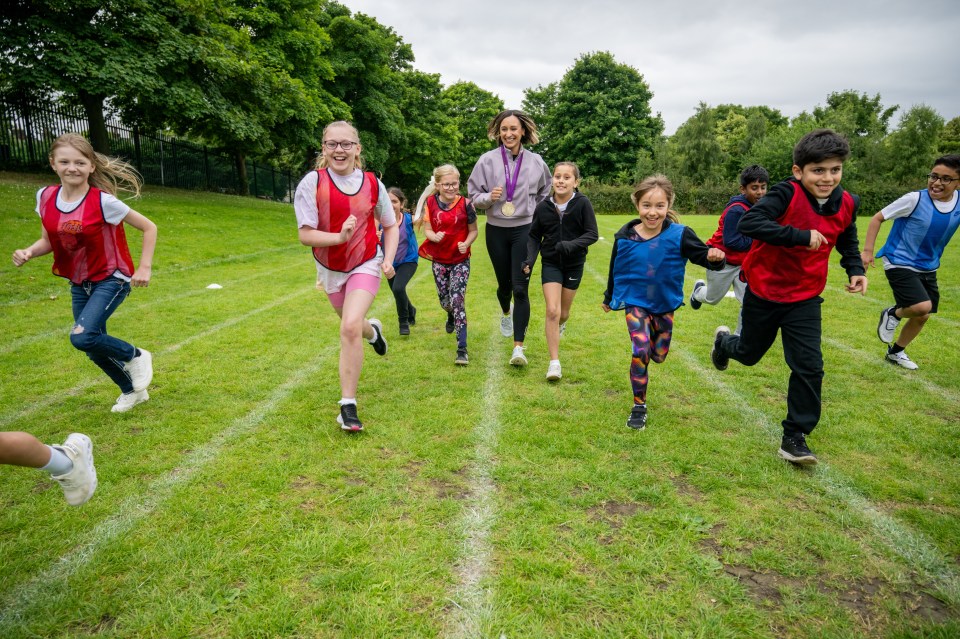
[862,154,960,370]
[415,165,478,365]
[467,110,552,367]
[294,121,399,432]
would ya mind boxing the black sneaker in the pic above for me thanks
[337,403,363,432]
[690,279,706,310]
[408,305,417,326]
[455,349,469,366]
[399,322,410,336]
[711,326,731,371]
[445,312,455,334]
[368,319,388,356]
[778,434,817,465]
[626,404,647,430]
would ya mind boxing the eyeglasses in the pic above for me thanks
[323,140,357,151]
[439,182,460,189]
[927,173,958,185]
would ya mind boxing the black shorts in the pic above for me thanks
[541,262,584,290]
[885,267,939,313]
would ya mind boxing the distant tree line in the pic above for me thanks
[3,2,956,209]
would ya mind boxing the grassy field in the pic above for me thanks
[0,171,958,638]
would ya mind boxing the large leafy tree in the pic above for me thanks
[441,81,504,180]
[670,102,724,184]
[885,105,944,184]
[0,0,187,154]
[523,52,663,182]
[938,117,960,156]
[813,90,898,183]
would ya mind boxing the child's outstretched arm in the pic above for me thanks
[738,182,810,247]
[859,211,885,268]
[124,210,157,287]
[681,227,726,270]
[12,228,53,267]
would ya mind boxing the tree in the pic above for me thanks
[670,102,724,184]
[0,0,190,153]
[442,81,504,179]
[885,105,944,184]
[382,70,459,194]
[813,91,898,183]
[523,52,663,182]
[938,117,960,156]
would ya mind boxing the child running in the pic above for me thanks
[12,133,157,413]
[415,164,478,365]
[710,129,867,465]
[385,187,419,336]
[294,121,398,432]
[862,154,960,369]
[689,165,769,334]
[1,431,97,505]
[522,162,598,381]
[602,174,726,430]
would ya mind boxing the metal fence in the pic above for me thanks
[0,98,296,202]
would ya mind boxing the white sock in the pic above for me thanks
[41,446,73,475]
[550,359,560,366]
[339,398,356,406]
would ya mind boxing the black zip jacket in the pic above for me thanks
[522,192,599,269]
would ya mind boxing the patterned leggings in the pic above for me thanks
[625,306,674,406]
[433,259,470,349]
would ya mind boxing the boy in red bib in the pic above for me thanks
[710,129,867,465]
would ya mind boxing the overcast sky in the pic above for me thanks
[345,0,959,135]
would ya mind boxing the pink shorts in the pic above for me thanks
[326,272,381,309]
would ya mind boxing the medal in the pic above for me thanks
[499,145,524,218]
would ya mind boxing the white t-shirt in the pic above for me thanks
[294,169,396,293]
[35,187,133,281]
[878,191,959,269]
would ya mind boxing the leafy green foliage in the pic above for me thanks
[441,81,504,181]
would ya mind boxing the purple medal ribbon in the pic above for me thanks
[500,145,523,214]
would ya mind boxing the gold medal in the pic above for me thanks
[501,201,516,216]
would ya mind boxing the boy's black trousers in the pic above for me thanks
[716,287,825,437]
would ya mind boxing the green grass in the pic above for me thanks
[1,171,958,638]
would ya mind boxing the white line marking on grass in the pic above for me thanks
[0,288,311,428]
[582,263,960,605]
[0,263,304,358]
[822,337,960,405]
[0,345,336,630]
[444,329,503,639]
[674,348,960,606]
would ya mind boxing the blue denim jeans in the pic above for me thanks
[70,277,136,393]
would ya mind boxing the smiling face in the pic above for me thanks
[927,164,960,202]
[552,165,580,201]
[792,158,843,199]
[321,124,361,176]
[498,115,525,154]
[435,171,460,203]
[50,144,95,191]
[635,187,670,234]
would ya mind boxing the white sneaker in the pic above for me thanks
[124,349,153,392]
[559,322,566,337]
[510,345,527,366]
[500,303,514,338]
[112,389,149,413]
[877,307,900,344]
[546,361,562,381]
[886,350,918,370]
[50,433,97,506]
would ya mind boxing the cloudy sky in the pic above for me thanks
[345,0,959,135]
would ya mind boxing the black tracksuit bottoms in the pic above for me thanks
[716,287,824,437]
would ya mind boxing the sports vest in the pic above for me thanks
[312,169,379,273]
[742,182,855,303]
[609,223,686,314]
[418,195,471,265]
[707,199,751,266]
[40,185,135,285]
[877,190,960,271]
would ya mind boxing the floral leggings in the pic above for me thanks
[625,306,674,406]
[433,259,470,349]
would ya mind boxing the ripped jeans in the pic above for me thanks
[70,277,136,393]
